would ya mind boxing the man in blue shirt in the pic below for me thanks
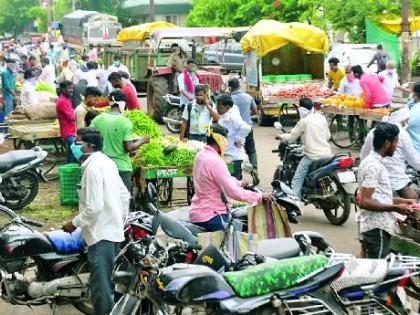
[1,58,17,116]
[407,82,420,154]
[228,78,258,169]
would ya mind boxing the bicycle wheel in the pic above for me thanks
[279,103,299,132]
[330,115,356,149]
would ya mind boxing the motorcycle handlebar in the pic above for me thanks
[272,150,280,153]
[22,218,43,228]
[186,244,202,251]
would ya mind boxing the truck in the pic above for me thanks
[60,10,121,51]
[103,23,226,122]
[241,20,330,126]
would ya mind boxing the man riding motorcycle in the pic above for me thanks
[276,98,332,201]
[189,123,270,231]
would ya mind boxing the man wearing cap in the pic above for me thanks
[277,98,332,200]
[189,123,270,232]
[361,106,420,199]
[228,78,258,169]
[1,58,17,116]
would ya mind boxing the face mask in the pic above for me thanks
[387,69,394,75]
[70,143,85,161]
[298,107,311,119]
[189,66,197,73]
[7,63,17,73]
[113,61,121,67]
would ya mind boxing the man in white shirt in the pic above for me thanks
[360,106,420,199]
[79,61,99,87]
[107,55,130,77]
[277,98,332,199]
[216,93,251,180]
[39,57,56,88]
[379,60,400,99]
[63,128,130,315]
[338,65,362,97]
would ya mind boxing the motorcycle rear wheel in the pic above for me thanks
[0,171,39,210]
[164,105,182,134]
[72,260,94,315]
[322,179,351,225]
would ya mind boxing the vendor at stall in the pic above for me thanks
[327,57,345,90]
[352,65,390,109]
[75,87,103,129]
[189,123,269,232]
[179,84,219,142]
[91,90,150,191]
[338,65,362,98]
[21,68,38,107]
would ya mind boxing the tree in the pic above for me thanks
[0,0,39,34]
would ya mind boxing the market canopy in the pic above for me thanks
[117,21,177,42]
[241,20,329,58]
[151,27,225,45]
[380,16,420,34]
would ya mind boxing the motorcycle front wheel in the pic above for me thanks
[164,105,182,134]
[321,179,351,225]
[72,260,94,315]
[111,294,157,315]
[0,171,39,210]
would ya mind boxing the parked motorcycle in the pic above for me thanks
[273,124,356,225]
[0,146,48,210]
[162,94,183,134]
[0,205,93,314]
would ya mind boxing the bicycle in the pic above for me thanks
[329,114,369,148]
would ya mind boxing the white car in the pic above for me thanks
[325,44,378,74]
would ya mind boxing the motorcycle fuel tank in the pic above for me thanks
[0,224,54,261]
[149,263,235,304]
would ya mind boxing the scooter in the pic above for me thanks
[162,94,183,134]
[0,146,48,210]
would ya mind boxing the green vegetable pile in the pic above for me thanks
[35,81,57,96]
[165,149,196,166]
[124,110,161,139]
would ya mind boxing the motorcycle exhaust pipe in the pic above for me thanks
[163,117,182,125]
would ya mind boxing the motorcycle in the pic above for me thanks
[162,94,183,134]
[273,123,356,225]
[0,205,93,314]
[0,146,48,210]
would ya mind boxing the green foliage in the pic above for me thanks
[27,6,48,32]
[0,0,39,34]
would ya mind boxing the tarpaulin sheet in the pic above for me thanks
[240,20,329,58]
[380,16,420,34]
[117,21,177,42]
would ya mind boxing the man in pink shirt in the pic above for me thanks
[190,124,269,231]
[56,80,76,163]
[108,72,141,110]
[352,65,390,109]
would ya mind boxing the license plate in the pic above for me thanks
[338,171,356,183]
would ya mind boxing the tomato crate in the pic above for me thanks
[59,163,81,206]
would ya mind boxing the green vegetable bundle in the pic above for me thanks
[124,110,161,139]
[134,140,166,167]
[35,81,57,96]
[165,149,196,166]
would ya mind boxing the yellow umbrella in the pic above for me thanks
[117,21,177,42]
[380,16,420,34]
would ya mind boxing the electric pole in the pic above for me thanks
[400,0,410,82]
[149,0,155,22]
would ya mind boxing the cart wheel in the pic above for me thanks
[187,177,194,205]
[279,103,299,132]
[157,178,173,205]
[329,115,356,149]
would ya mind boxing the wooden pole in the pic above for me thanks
[400,0,410,82]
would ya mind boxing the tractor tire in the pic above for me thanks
[147,76,169,123]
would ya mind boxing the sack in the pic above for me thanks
[248,200,292,240]
[197,230,258,262]
[24,102,57,120]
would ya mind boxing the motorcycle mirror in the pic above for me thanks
[274,121,283,130]
[220,188,228,205]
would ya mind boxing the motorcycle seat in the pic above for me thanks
[46,228,86,254]
[232,206,248,218]
[168,95,181,104]
[0,150,38,173]
[223,254,328,298]
[256,238,301,260]
[331,258,388,293]
[309,153,348,172]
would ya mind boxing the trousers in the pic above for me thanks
[291,155,314,199]
[88,240,120,315]
[362,228,391,259]
[245,129,258,169]
[64,135,75,164]
[194,214,228,232]
[119,171,132,192]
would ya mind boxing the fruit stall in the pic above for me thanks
[241,20,330,126]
